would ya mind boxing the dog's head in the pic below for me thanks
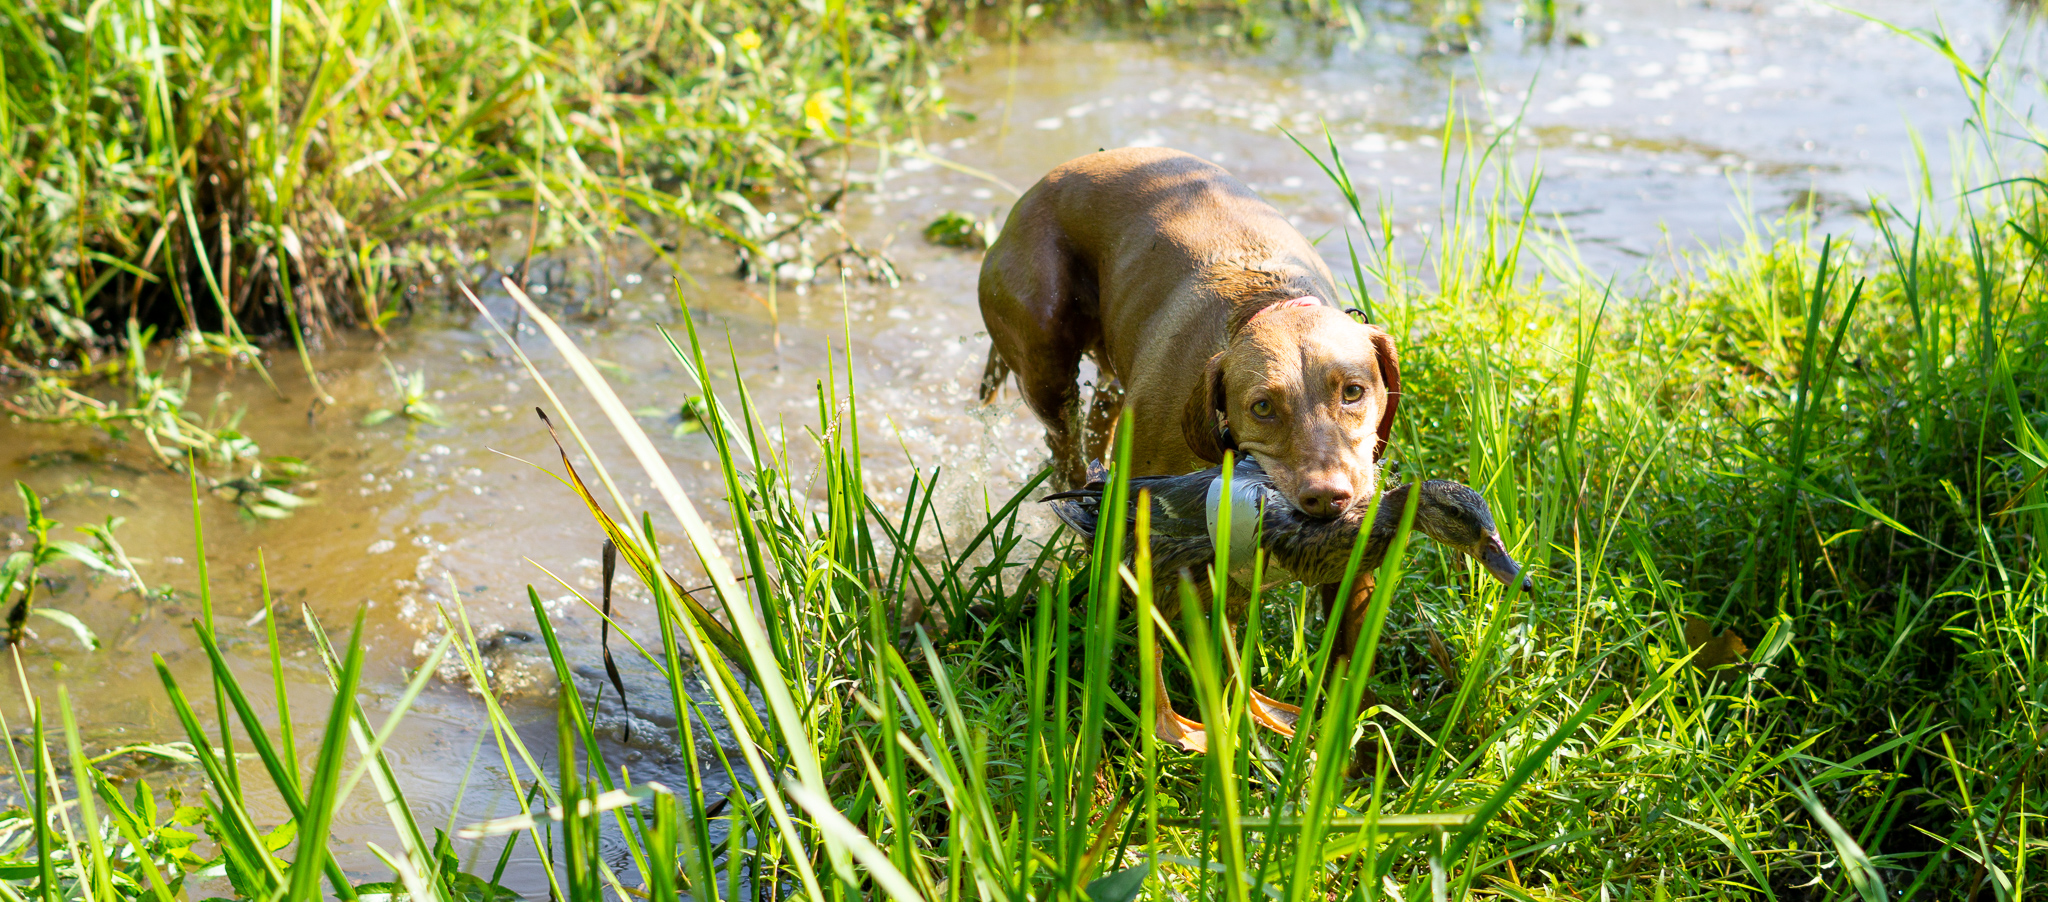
[1181,301,1401,519]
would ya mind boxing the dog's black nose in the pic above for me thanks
[1296,486,1351,519]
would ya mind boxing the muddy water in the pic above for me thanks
[1,0,2038,890]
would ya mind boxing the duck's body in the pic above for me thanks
[1044,459,1530,753]
[1046,461,1528,592]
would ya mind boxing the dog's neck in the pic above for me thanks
[1227,292,1332,336]
[1208,262,1331,332]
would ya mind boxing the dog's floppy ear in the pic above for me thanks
[1181,351,1234,464]
[1366,325,1401,461]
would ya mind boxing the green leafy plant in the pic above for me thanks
[923,211,994,249]
[2,482,110,649]
[363,360,447,428]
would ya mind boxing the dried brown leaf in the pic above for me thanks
[1685,615,1751,670]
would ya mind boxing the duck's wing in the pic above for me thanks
[1043,469,1211,539]
[1042,461,1285,567]
[1134,484,1215,541]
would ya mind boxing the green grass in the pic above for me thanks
[0,0,977,361]
[1,16,2044,902]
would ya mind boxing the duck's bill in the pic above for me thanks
[1477,538,1534,593]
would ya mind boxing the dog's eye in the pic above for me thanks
[1342,384,1365,403]
[1251,399,1273,418]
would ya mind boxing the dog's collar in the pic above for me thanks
[1246,296,1323,325]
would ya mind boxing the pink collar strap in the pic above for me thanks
[1247,296,1323,325]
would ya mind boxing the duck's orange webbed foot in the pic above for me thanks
[1151,644,1211,753]
[1155,705,1210,753]
[1248,689,1301,737]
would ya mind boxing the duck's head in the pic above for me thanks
[1405,480,1531,592]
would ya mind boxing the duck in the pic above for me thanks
[1044,458,1531,752]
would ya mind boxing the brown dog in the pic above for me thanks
[977,147,1402,750]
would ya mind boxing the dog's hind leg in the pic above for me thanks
[978,180,1101,488]
[976,333,1083,485]
[981,330,1088,488]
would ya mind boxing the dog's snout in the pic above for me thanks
[1295,483,1352,519]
